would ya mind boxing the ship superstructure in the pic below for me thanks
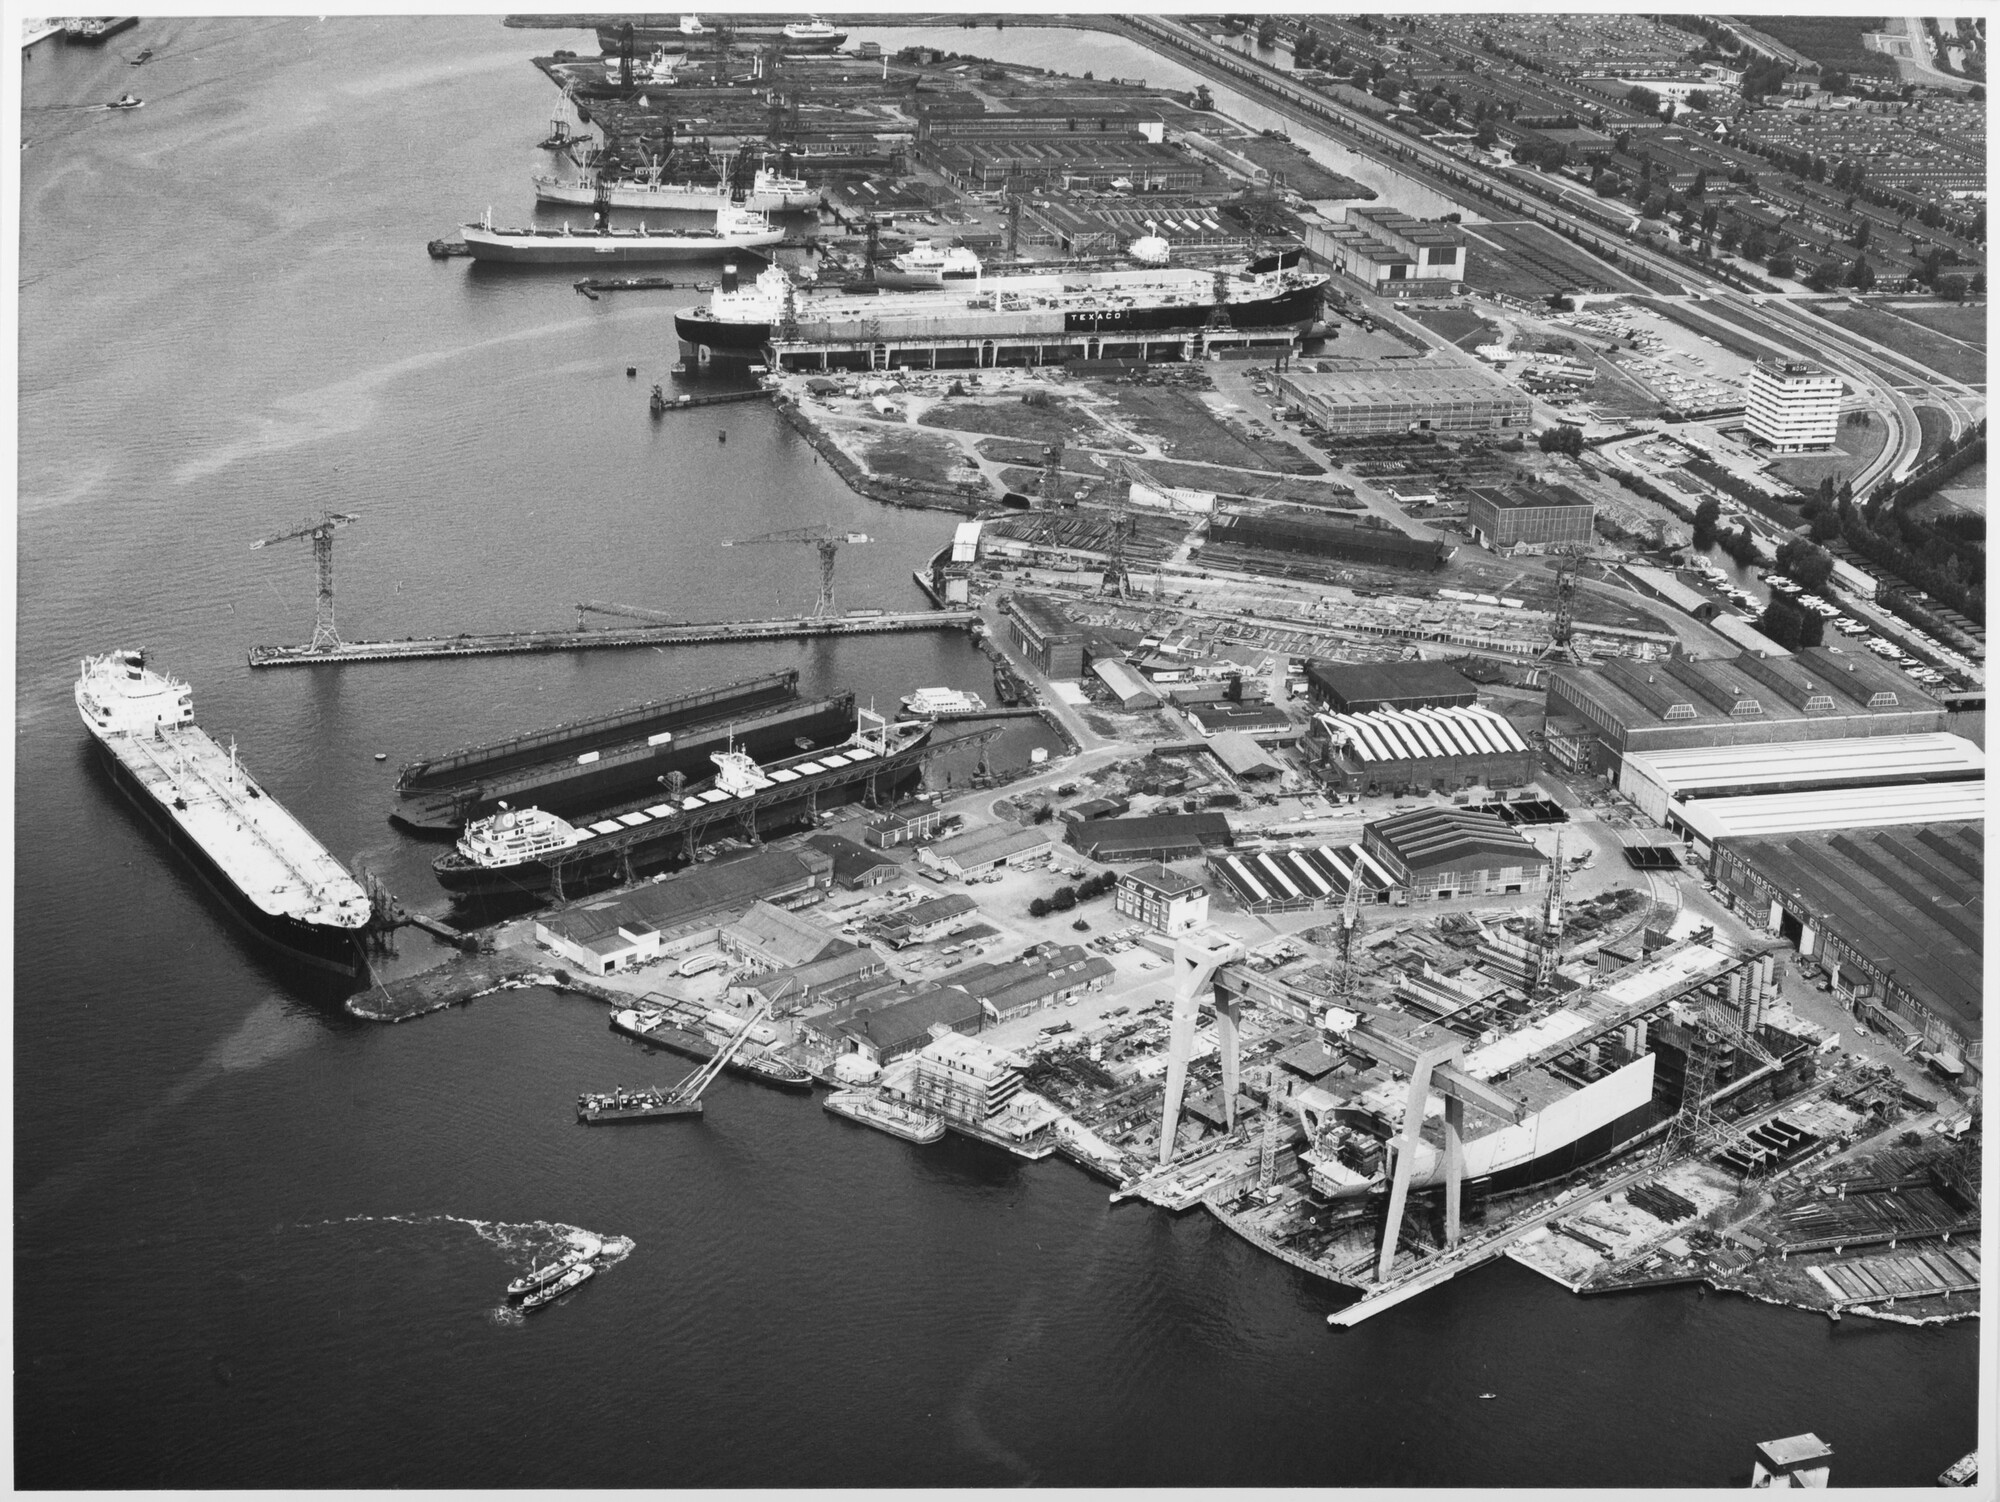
[76,649,371,971]
[532,165,818,213]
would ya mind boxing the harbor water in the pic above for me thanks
[14,18,1979,1487]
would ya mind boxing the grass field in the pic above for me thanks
[1882,301,1987,350]
[856,427,974,485]
[1908,459,1985,521]
[1102,386,1322,473]
[1914,406,1953,467]
[1465,221,1650,301]
[1404,306,1500,350]
[1812,303,1989,386]
[920,397,1098,446]
[1737,16,1901,76]
[1767,413,1889,491]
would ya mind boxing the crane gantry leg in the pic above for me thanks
[311,524,341,651]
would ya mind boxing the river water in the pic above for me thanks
[14,17,1979,1488]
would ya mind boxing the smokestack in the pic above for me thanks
[722,263,739,293]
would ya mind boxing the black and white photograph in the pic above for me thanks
[10,4,1990,1489]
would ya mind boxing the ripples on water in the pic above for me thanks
[14,16,1980,1489]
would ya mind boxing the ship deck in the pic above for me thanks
[103,724,366,925]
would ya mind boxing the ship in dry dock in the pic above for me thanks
[76,649,371,973]
[432,708,929,899]
[391,669,850,834]
[674,254,1328,369]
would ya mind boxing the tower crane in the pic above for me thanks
[1538,542,1589,665]
[723,522,871,617]
[1531,829,1566,1003]
[251,512,357,652]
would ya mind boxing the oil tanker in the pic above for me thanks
[392,671,852,834]
[77,649,371,974]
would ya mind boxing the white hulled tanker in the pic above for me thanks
[675,253,1328,364]
[76,650,371,973]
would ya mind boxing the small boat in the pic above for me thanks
[128,46,151,64]
[577,1085,701,1123]
[106,93,142,109]
[518,1260,596,1312]
[373,752,388,761]
[824,1090,945,1144]
[506,1238,599,1299]
[649,383,667,416]
[1938,1452,1977,1487]
[900,686,986,717]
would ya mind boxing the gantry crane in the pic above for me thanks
[252,512,357,652]
[723,522,870,617]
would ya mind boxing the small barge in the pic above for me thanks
[824,1090,944,1144]
[576,1086,702,1123]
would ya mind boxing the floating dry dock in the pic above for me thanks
[248,610,979,667]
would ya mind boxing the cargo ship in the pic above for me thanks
[461,204,782,266]
[675,257,1328,364]
[1301,1053,1659,1201]
[533,165,818,214]
[433,709,930,899]
[518,1260,596,1312]
[390,669,844,832]
[76,649,372,974]
[610,1007,814,1091]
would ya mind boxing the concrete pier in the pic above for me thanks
[248,609,978,668]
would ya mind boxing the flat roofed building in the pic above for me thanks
[1276,361,1530,438]
[1618,732,1985,825]
[1362,807,1552,901]
[1306,659,1477,714]
[1004,594,1085,679]
[1115,862,1210,935]
[1674,781,1988,855]
[1546,647,1947,776]
[1746,359,1841,452]
[1308,206,1466,296]
[1466,484,1597,553]
[1713,822,1981,1079]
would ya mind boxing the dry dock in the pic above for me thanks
[249,609,978,667]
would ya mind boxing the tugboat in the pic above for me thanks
[649,383,667,417]
[106,93,143,109]
[506,1237,600,1299]
[518,1260,597,1313]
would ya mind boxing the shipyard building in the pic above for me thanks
[1277,357,1531,438]
[1745,360,1842,452]
[1545,648,1945,777]
[1305,659,1477,715]
[1302,701,1536,796]
[1307,207,1468,298]
[1004,594,1085,678]
[1464,483,1597,554]
[1362,807,1552,901]
[1204,506,1450,572]
[1712,821,1981,1082]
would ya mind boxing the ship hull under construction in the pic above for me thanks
[393,682,852,834]
[433,722,931,900]
[90,741,365,976]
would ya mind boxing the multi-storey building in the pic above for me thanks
[1114,863,1210,936]
[907,1034,1027,1127]
[1745,360,1841,452]
[1464,483,1597,553]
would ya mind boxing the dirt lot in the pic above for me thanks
[1101,384,1322,473]
[856,426,977,485]
[1766,413,1889,491]
[1465,221,1651,300]
[1810,301,1988,386]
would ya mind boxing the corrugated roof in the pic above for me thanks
[1369,806,1549,876]
[1210,730,1283,778]
[1318,703,1527,762]
[1724,822,1981,1038]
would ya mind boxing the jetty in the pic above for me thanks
[248,609,978,668]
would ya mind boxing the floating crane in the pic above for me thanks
[667,1001,777,1110]
[252,512,357,652]
[723,522,870,617]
